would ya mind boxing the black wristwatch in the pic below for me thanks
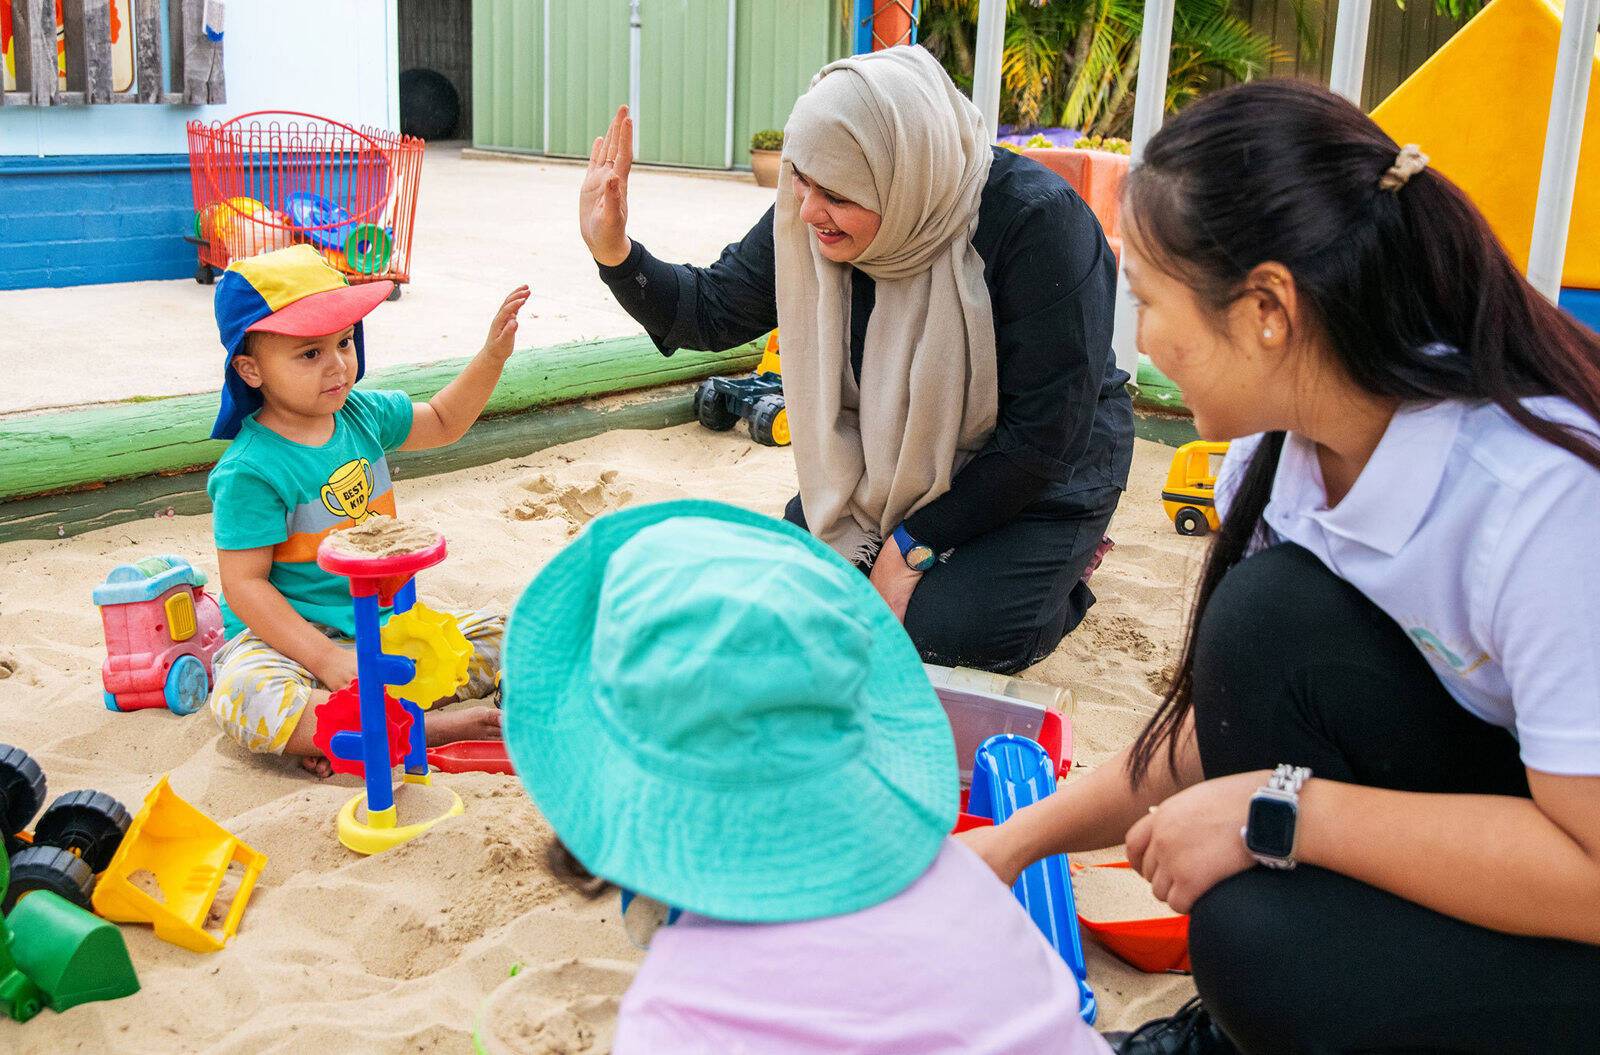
[1242,764,1310,869]
[891,524,937,572]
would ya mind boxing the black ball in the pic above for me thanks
[399,67,462,141]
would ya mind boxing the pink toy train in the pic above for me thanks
[93,556,224,715]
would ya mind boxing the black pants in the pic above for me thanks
[782,487,1119,675]
[1188,544,1600,1054]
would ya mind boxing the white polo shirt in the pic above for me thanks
[1217,397,1600,776]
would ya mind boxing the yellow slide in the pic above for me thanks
[1372,0,1600,290]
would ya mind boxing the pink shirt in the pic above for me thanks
[615,839,1109,1055]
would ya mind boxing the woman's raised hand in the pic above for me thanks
[579,105,634,267]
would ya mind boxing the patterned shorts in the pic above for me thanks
[208,607,504,754]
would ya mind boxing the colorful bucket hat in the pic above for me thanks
[210,244,394,439]
[503,500,958,924]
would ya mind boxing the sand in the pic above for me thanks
[474,959,636,1055]
[321,515,444,560]
[0,426,1204,1052]
[1074,865,1183,923]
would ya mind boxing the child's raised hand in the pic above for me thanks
[483,285,531,362]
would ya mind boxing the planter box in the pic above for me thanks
[1021,147,1128,263]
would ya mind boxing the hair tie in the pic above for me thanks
[1380,144,1429,192]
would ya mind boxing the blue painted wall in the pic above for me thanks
[0,154,194,289]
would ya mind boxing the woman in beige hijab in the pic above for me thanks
[579,45,1132,675]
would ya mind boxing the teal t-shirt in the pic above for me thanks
[208,388,415,639]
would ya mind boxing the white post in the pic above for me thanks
[1110,0,1177,381]
[630,0,643,157]
[724,0,737,168]
[972,0,1006,138]
[1527,0,1600,302]
[386,0,401,131]
[542,0,552,155]
[1327,0,1374,105]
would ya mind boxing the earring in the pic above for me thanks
[1263,329,1274,340]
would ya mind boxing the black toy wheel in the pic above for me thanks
[694,380,738,431]
[1174,507,1209,537]
[386,283,403,302]
[0,744,46,842]
[33,790,130,872]
[3,845,95,914]
[195,263,216,285]
[749,395,790,447]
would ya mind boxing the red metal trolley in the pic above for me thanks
[185,111,424,298]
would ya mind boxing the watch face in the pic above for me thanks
[906,545,935,570]
[1245,796,1296,858]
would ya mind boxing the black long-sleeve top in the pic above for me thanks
[599,147,1135,552]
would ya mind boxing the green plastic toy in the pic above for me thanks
[1,822,139,1022]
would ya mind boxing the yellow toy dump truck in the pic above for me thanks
[1161,441,1230,536]
[694,331,789,447]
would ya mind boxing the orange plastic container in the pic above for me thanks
[427,740,513,775]
[1022,148,1129,262]
[1072,862,1191,974]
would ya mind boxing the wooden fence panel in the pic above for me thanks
[63,0,115,103]
[173,0,223,103]
[15,0,61,105]
[133,0,164,102]
[1237,0,1468,110]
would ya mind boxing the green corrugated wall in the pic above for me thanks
[733,0,848,167]
[546,0,632,158]
[472,0,544,153]
[641,0,733,168]
[473,0,848,169]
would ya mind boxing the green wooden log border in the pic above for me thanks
[0,384,708,545]
[0,334,763,504]
[0,393,1197,546]
[1133,354,1191,415]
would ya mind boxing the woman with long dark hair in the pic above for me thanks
[961,79,1600,1053]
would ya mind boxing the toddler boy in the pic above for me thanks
[205,245,528,775]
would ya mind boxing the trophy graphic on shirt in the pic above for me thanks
[322,458,376,523]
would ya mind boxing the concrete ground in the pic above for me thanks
[0,143,777,416]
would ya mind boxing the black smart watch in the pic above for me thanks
[1242,764,1310,869]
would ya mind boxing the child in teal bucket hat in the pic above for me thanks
[503,500,1107,1054]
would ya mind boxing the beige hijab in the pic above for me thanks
[776,45,998,564]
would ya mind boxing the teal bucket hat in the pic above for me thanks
[503,499,957,924]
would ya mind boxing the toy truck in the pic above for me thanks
[0,745,130,915]
[93,557,225,715]
[1161,441,1230,536]
[693,331,790,447]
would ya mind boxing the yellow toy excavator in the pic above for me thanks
[694,331,789,447]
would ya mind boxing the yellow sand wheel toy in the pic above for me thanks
[380,604,473,709]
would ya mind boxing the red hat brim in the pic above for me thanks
[246,281,395,338]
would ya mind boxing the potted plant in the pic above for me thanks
[750,129,784,188]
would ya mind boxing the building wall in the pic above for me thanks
[472,0,848,168]
[732,0,846,167]
[399,0,472,137]
[0,0,399,290]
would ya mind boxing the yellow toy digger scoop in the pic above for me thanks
[91,777,266,953]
